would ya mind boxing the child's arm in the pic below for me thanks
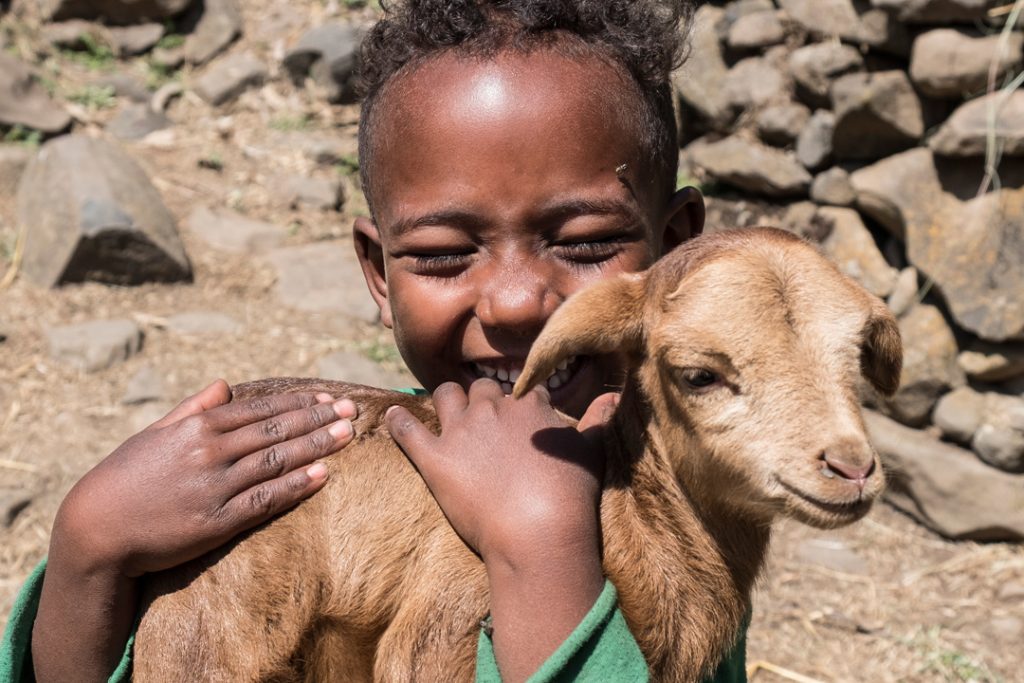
[386,381,616,683]
[31,380,357,683]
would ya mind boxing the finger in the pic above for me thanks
[466,377,504,404]
[219,399,354,455]
[386,405,442,483]
[206,392,345,433]
[217,462,330,532]
[432,382,468,426]
[227,416,354,492]
[151,379,232,429]
[577,392,619,449]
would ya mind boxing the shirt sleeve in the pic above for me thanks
[474,580,749,683]
[0,558,135,683]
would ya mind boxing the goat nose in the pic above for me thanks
[822,452,875,482]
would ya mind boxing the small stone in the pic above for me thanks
[272,174,343,211]
[958,342,1024,383]
[930,91,1024,158]
[184,205,285,253]
[819,207,898,298]
[165,311,242,336]
[796,110,835,171]
[810,167,856,206]
[998,582,1024,601]
[689,136,811,198]
[972,393,1024,472]
[283,23,363,104]
[42,20,106,50]
[990,616,1024,642]
[910,29,1023,99]
[94,72,151,103]
[0,53,72,134]
[184,0,242,65]
[1,489,32,528]
[107,103,170,140]
[316,351,412,389]
[781,201,832,242]
[832,71,924,161]
[933,386,986,445]
[673,5,733,131]
[778,0,861,41]
[756,102,811,147]
[723,57,790,113]
[886,267,919,318]
[122,365,164,405]
[194,52,267,106]
[107,22,164,57]
[48,319,143,372]
[266,241,379,322]
[727,11,785,50]
[795,538,868,574]
[0,145,33,197]
[788,42,863,108]
[151,46,185,71]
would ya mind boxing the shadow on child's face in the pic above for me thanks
[354,49,702,418]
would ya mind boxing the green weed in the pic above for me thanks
[61,32,115,70]
[335,153,360,176]
[198,153,224,172]
[68,84,117,109]
[910,627,1001,683]
[2,125,42,148]
[269,114,312,132]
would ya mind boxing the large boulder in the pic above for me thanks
[673,5,733,132]
[687,136,811,197]
[283,23,363,104]
[852,148,1024,341]
[0,54,72,134]
[831,71,924,160]
[37,0,193,24]
[0,145,34,197]
[930,91,1024,158]
[866,410,1024,542]
[910,29,1024,99]
[16,135,191,287]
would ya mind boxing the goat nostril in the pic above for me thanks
[822,454,875,481]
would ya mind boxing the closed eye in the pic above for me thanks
[554,238,625,266]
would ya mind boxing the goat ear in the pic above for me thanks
[860,298,903,397]
[514,273,647,398]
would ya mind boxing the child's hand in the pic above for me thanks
[54,379,357,578]
[385,380,618,682]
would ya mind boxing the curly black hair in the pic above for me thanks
[357,0,696,214]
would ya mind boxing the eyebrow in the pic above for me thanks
[388,197,646,239]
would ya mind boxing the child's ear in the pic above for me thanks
[353,217,393,329]
[514,273,648,398]
[660,185,705,254]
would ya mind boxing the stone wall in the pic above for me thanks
[676,0,1024,540]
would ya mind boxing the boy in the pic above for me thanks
[3,1,748,680]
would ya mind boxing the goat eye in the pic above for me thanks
[679,368,719,389]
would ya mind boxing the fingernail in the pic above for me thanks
[333,399,357,418]
[329,419,353,439]
[386,405,399,417]
[316,393,335,403]
[307,462,328,481]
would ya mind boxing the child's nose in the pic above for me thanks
[475,269,561,334]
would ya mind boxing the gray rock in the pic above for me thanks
[122,365,164,405]
[316,351,412,389]
[972,393,1024,472]
[42,19,105,49]
[930,91,1024,158]
[673,5,733,131]
[266,241,379,322]
[688,136,812,197]
[756,102,811,147]
[780,201,832,242]
[17,135,192,287]
[107,22,163,56]
[0,145,33,197]
[283,23,363,104]
[882,303,965,426]
[0,53,72,134]
[107,103,170,140]
[778,0,908,53]
[271,174,342,211]
[194,52,267,106]
[958,341,1024,383]
[933,386,987,444]
[723,57,790,113]
[866,409,1024,541]
[185,205,284,253]
[852,148,1024,341]
[832,71,924,161]
[284,132,358,166]
[727,11,785,50]
[1,489,32,528]
[871,0,993,24]
[819,207,898,298]
[94,72,151,103]
[166,311,241,335]
[184,0,241,65]
[910,29,1023,99]
[796,109,835,170]
[151,45,185,70]
[48,318,143,372]
[38,0,193,23]
[788,42,863,108]
[810,167,856,206]
[886,266,920,318]
[795,538,868,574]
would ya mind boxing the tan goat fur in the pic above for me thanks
[134,227,902,682]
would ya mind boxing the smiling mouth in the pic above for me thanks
[777,478,873,518]
[469,355,583,395]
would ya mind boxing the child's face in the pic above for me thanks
[355,50,703,417]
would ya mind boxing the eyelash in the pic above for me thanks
[556,239,623,266]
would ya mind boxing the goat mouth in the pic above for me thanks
[776,478,873,521]
[467,356,585,396]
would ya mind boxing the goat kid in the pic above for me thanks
[134,227,902,682]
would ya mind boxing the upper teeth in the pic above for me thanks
[472,356,578,394]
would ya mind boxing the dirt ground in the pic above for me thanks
[1,3,1022,681]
